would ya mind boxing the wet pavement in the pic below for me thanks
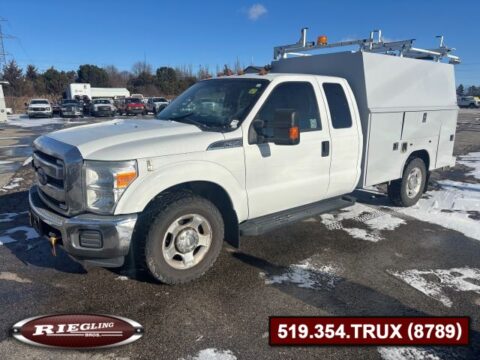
[0,110,479,359]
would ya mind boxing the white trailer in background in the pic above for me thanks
[67,83,130,100]
[0,81,8,122]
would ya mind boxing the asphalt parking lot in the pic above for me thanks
[0,110,479,359]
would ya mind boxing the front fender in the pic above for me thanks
[114,160,248,222]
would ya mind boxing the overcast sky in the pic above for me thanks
[0,0,478,85]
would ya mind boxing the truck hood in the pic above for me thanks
[46,119,225,161]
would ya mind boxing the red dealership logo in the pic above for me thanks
[12,314,143,349]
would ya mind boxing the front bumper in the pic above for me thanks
[61,110,83,117]
[126,107,144,114]
[93,109,114,116]
[29,186,137,267]
[28,111,52,118]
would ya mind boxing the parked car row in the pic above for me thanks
[26,96,171,118]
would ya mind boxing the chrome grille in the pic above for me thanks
[33,150,67,211]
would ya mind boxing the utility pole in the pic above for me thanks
[0,22,7,68]
[0,18,15,70]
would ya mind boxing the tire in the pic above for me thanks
[388,157,427,207]
[137,192,224,284]
[469,103,475,109]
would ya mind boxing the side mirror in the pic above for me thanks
[271,109,300,145]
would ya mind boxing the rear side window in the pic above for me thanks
[256,82,321,132]
[323,83,352,129]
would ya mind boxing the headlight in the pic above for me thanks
[46,107,51,111]
[84,160,137,214]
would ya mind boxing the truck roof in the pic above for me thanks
[211,73,345,82]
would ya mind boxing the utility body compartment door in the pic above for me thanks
[435,109,458,168]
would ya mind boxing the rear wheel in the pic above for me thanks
[138,192,224,284]
[388,157,427,207]
[469,103,475,108]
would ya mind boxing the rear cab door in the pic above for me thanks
[317,78,362,197]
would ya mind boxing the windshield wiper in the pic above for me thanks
[168,112,194,121]
[167,113,210,130]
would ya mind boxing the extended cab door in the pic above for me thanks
[243,77,332,219]
[318,80,362,197]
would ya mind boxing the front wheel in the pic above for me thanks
[388,157,427,207]
[140,193,224,284]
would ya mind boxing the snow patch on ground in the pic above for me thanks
[0,272,32,283]
[0,212,21,223]
[0,226,39,245]
[397,180,480,241]
[457,152,480,180]
[0,160,13,165]
[389,267,480,307]
[1,177,23,191]
[180,348,236,360]
[22,156,33,166]
[378,347,441,360]
[6,114,65,128]
[260,257,341,290]
[115,276,129,281]
[321,203,406,242]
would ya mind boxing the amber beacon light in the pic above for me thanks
[317,35,328,45]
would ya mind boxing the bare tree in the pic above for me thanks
[132,61,152,76]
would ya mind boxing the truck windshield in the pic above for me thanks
[94,99,110,104]
[157,78,269,130]
[31,100,49,104]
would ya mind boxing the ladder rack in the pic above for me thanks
[273,28,460,64]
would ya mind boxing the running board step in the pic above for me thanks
[239,195,355,236]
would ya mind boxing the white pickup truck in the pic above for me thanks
[29,30,460,284]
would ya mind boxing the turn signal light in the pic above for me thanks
[289,126,299,141]
[115,170,137,189]
[317,35,328,45]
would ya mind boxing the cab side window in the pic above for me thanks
[323,83,352,129]
[255,82,321,132]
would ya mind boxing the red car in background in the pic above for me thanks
[118,97,146,116]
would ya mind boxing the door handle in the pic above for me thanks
[321,141,330,157]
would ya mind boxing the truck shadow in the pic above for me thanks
[0,191,86,274]
[232,251,480,359]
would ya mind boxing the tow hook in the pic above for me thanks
[48,233,59,256]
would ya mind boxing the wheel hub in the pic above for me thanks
[175,228,199,254]
[406,167,422,198]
